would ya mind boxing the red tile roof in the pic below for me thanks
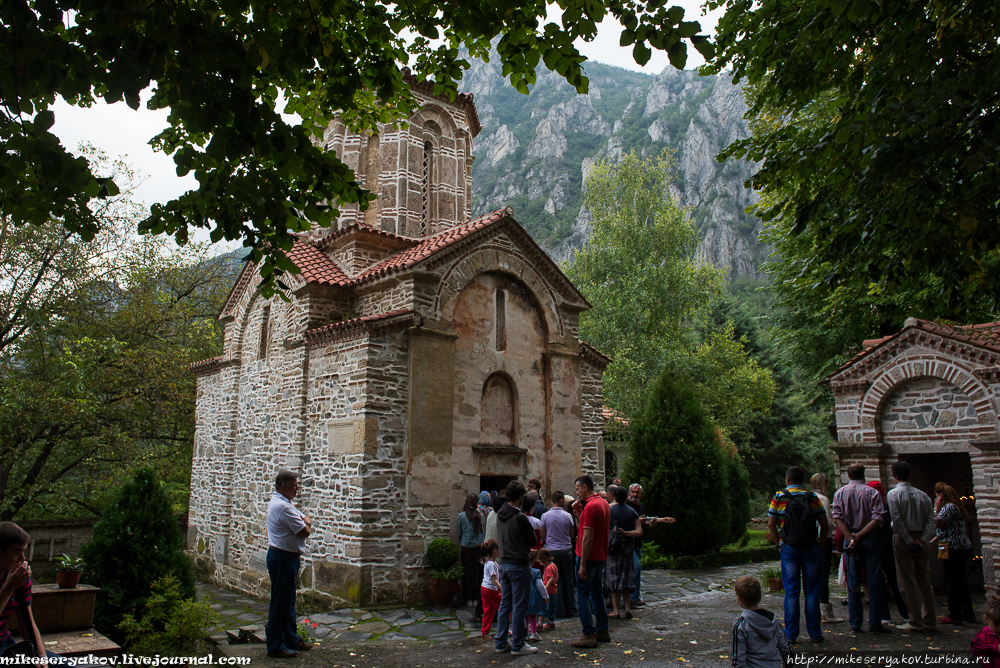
[351,207,513,285]
[581,341,612,370]
[284,240,350,286]
[603,406,629,429]
[303,309,419,348]
[190,356,222,376]
[826,317,1000,382]
[313,222,418,252]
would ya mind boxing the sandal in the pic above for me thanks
[608,613,621,619]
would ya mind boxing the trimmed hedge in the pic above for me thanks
[641,545,779,570]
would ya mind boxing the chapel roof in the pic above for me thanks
[220,206,590,317]
[825,317,1000,382]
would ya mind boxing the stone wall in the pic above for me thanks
[880,377,980,443]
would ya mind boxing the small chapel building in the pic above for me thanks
[187,74,609,607]
[825,317,1000,590]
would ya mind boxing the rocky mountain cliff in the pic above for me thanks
[459,53,764,279]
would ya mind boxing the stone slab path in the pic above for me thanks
[197,562,778,644]
[203,562,986,666]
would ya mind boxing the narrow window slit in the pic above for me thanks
[496,290,506,351]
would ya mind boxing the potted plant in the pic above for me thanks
[55,553,85,589]
[425,538,463,608]
[760,566,783,592]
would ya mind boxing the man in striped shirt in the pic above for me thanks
[768,466,828,643]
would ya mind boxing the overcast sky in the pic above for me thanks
[49,0,720,246]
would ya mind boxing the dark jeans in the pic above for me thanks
[551,548,577,617]
[266,546,302,654]
[820,538,833,605]
[576,556,609,636]
[942,548,974,620]
[780,542,823,641]
[495,563,531,650]
[846,533,886,631]
[631,548,642,602]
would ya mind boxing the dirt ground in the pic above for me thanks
[214,563,986,668]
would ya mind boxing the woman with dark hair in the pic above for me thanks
[933,482,975,624]
[458,493,485,609]
[605,486,642,619]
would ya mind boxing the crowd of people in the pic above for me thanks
[764,462,978,647]
[456,475,674,656]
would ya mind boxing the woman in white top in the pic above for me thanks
[811,473,844,623]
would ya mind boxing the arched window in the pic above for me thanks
[364,133,380,227]
[481,374,515,445]
[421,140,432,236]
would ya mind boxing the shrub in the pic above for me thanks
[80,468,194,642]
[624,370,732,556]
[425,538,463,580]
[119,575,218,656]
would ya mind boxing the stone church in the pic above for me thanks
[826,317,1000,590]
[187,73,610,607]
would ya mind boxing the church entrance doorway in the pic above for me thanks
[898,452,981,591]
[480,475,514,494]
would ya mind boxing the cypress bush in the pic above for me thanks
[80,468,194,642]
[624,370,732,556]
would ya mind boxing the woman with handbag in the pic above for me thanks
[933,483,975,624]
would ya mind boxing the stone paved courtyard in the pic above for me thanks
[201,562,987,666]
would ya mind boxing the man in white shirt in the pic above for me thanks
[266,471,313,658]
[886,460,937,632]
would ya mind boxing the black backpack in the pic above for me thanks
[778,489,818,548]
[608,514,625,554]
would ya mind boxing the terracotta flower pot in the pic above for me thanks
[55,569,82,589]
[427,577,460,608]
[767,577,783,592]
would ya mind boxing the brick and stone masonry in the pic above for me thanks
[825,318,1000,591]
[187,85,610,609]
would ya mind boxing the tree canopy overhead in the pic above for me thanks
[706,0,1000,330]
[2,0,713,295]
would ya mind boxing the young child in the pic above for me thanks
[539,549,558,630]
[731,575,791,668]
[972,597,1000,667]
[480,539,501,639]
[525,549,550,642]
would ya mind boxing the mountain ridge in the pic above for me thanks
[459,51,765,279]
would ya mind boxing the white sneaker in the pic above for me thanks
[528,633,542,641]
[511,643,538,656]
[895,623,925,632]
[495,642,511,653]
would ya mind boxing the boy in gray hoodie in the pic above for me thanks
[731,576,792,668]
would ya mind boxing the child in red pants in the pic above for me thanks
[480,539,501,638]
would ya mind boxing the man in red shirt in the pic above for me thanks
[571,475,611,648]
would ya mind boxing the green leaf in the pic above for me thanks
[632,42,652,66]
